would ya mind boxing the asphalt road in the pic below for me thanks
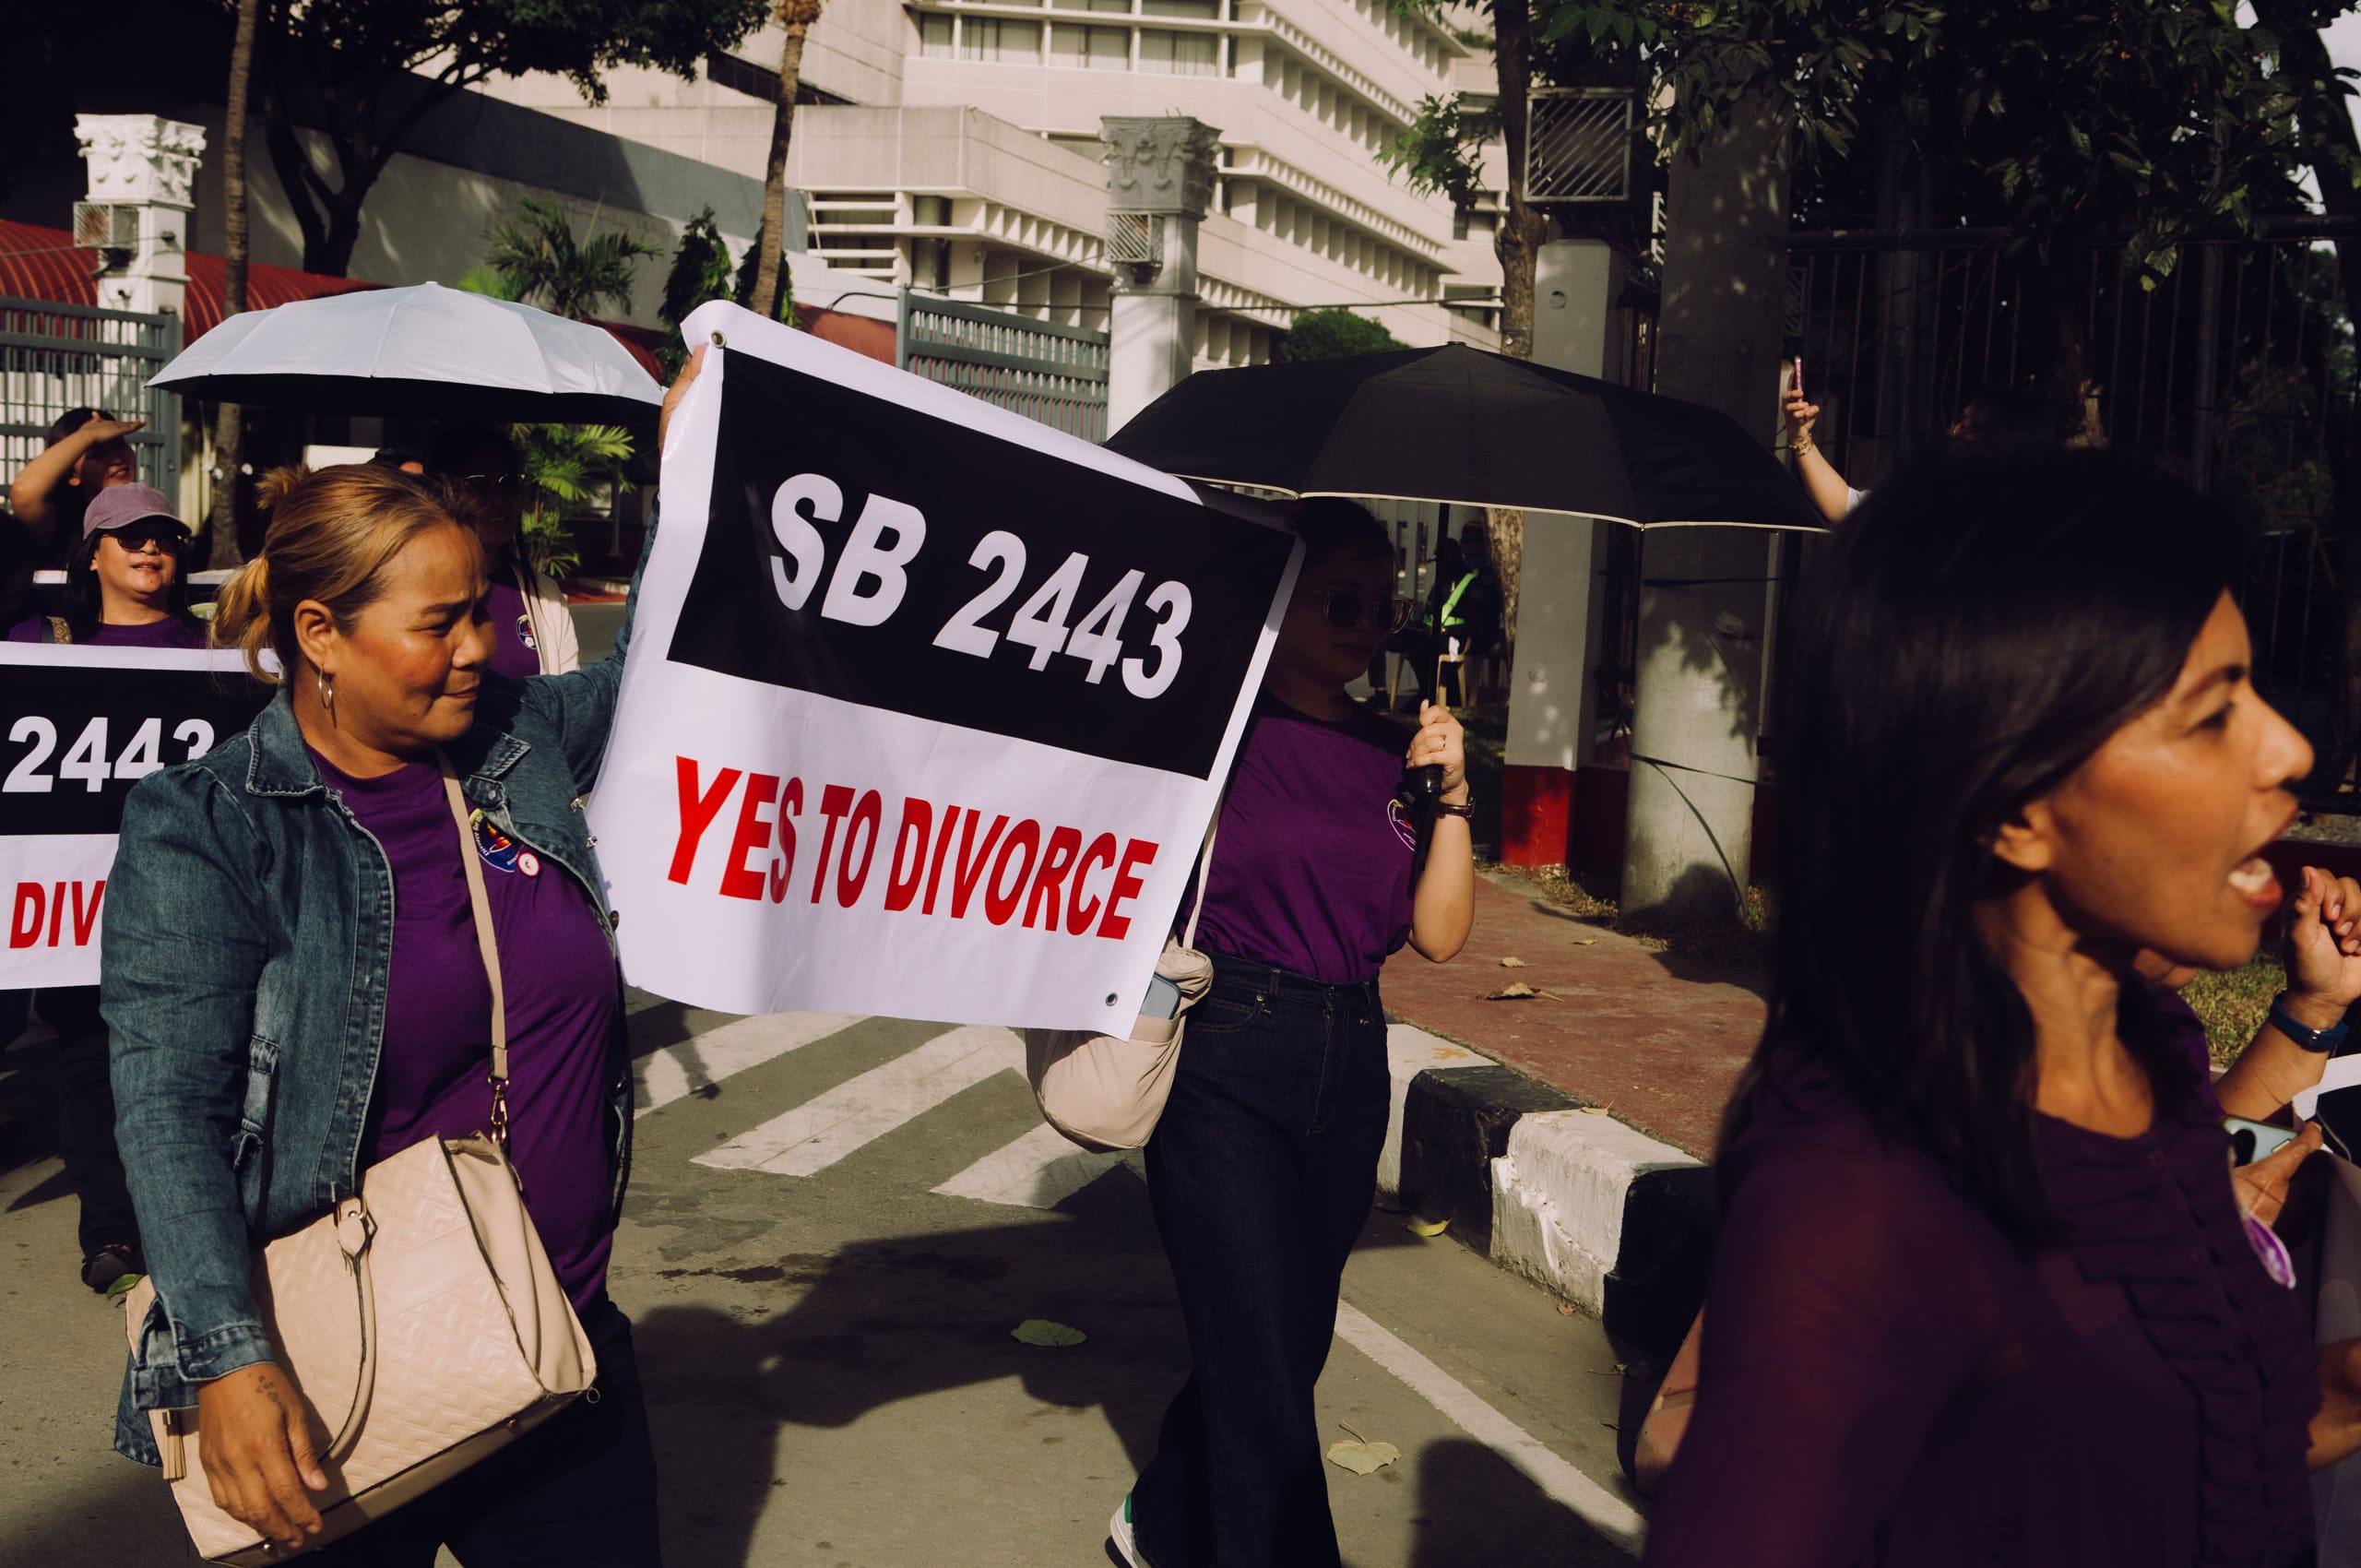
[0,992,1645,1567]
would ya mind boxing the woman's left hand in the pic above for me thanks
[1411,701,1467,803]
[658,343,706,451]
[2232,1120,2324,1229]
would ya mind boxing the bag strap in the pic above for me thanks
[1180,793,1223,951]
[439,754,511,1146]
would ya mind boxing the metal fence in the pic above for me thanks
[0,296,181,500]
[896,291,1110,442]
[1784,220,2360,793]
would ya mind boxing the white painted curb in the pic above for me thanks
[1489,1110,1703,1313]
[1377,1024,1490,1203]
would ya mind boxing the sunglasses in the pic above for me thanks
[461,472,526,497]
[106,525,188,553]
[1310,589,1414,634]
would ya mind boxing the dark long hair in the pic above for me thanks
[63,527,201,643]
[1741,449,2238,1240]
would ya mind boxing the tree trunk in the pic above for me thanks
[1482,0,1544,653]
[751,1,825,321]
[205,0,261,569]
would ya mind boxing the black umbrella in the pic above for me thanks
[1105,343,1824,531]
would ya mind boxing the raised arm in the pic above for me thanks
[10,413,145,541]
[1784,390,1855,527]
[2216,866,2361,1123]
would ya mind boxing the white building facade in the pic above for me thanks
[479,0,1504,366]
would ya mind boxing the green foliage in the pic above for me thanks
[1380,93,1499,211]
[483,196,659,321]
[657,208,738,374]
[732,233,799,327]
[509,422,636,584]
[453,263,523,303]
[1274,309,1409,362]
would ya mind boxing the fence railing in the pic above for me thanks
[896,292,1111,443]
[0,296,181,502]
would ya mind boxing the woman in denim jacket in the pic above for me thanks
[101,354,700,1563]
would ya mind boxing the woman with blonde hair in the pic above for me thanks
[101,354,699,1565]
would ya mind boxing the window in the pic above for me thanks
[1141,0,1216,14]
[1050,0,1130,10]
[961,17,1042,60]
[1140,28,1217,74]
[919,14,955,56]
[1051,22,1129,67]
[1452,206,1469,241]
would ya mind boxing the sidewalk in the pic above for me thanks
[1374,873,1766,1354]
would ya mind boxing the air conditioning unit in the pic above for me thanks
[1106,211,1163,267]
[1525,89,1635,206]
[73,201,140,252]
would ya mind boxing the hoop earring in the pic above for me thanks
[316,669,337,719]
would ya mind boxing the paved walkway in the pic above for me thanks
[1379,873,1767,1158]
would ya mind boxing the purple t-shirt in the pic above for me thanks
[6,614,207,647]
[313,751,619,1310]
[1188,695,1417,985]
[484,564,540,681]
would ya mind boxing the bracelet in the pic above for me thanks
[1435,793,1474,819]
[2269,991,2351,1055]
[1792,438,1816,457]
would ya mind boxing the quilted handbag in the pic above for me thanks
[1023,802,1223,1152]
[122,758,596,1564]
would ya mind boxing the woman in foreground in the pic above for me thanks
[1646,450,2357,1567]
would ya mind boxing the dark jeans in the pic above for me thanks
[308,1298,661,1567]
[1133,956,1392,1568]
[40,986,140,1262]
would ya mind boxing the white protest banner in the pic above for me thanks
[587,301,1299,1030]
[1,644,268,988]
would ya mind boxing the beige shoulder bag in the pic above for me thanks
[1022,802,1224,1152]
[125,757,598,1565]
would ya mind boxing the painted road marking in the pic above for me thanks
[695,1026,1024,1177]
[932,1122,1144,1209]
[1334,1300,1645,1555]
[635,1010,866,1118]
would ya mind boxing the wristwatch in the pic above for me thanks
[1435,791,1475,820]
[2269,991,2351,1054]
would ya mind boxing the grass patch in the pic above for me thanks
[2181,954,2284,1068]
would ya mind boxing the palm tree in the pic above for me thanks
[482,196,659,321]
[511,423,634,583]
[749,0,825,320]
[203,0,263,569]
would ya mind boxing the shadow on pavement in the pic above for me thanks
[1406,1438,1623,1568]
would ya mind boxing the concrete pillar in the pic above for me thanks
[1101,116,1220,432]
[75,114,207,320]
[1619,101,1790,921]
[1501,239,1623,869]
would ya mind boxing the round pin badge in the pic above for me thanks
[517,851,541,878]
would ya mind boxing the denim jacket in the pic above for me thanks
[102,566,643,1464]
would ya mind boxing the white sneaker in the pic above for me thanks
[1108,1492,1146,1568]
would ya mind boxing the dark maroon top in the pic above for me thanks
[1646,993,2318,1568]
[6,614,207,647]
[483,564,540,681]
[1187,695,1417,984]
[313,751,620,1310]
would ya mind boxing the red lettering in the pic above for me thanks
[884,798,934,913]
[1098,839,1159,941]
[768,778,803,903]
[9,883,41,948]
[923,805,960,915]
[48,882,65,946]
[1068,834,1118,936]
[719,775,780,901]
[1025,826,1084,930]
[950,812,1010,919]
[983,820,1042,926]
[71,880,104,946]
[669,758,742,885]
[837,790,884,908]
[812,785,856,904]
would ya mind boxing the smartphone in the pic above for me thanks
[1141,973,1183,1020]
[1791,355,1804,397]
[2226,1116,2299,1167]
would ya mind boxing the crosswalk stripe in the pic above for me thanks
[634,1011,866,1119]
[931,1122,1143,1209]
[694,1025,1024,1177]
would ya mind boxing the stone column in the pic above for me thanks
[75,114,208,319]
[1100,116,1221,433]
[1501,239,1623,868]
[1619,99,1789,921]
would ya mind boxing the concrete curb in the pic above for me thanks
[1380,1024,1714,1357]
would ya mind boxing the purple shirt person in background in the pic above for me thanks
[7,614,205,647]
[314,750,619,1310]
[483,566,541,681]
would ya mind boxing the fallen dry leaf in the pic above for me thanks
[1500,956,1527,968]
[1557,1301,1577,1317]
[1579,1105,1612,1115]
[1327,1421,1402,1476]
[1572,938,1598,946]
[1009,1318,1087,1348]
[1406,1216,1450,1237]
[1483,982,1561,1001]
